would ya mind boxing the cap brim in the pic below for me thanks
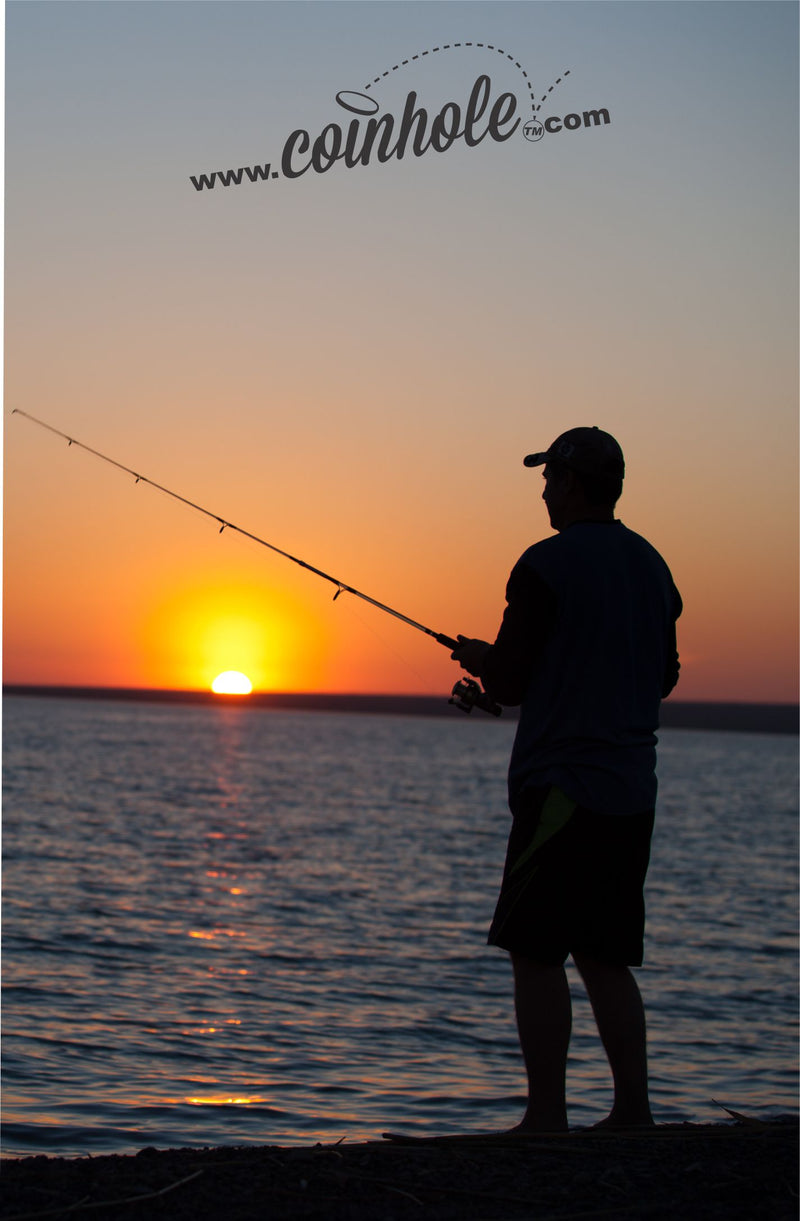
[523,451,550,468]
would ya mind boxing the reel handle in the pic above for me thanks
[449,678,502,718]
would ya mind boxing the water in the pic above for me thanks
[2,696,797,1156]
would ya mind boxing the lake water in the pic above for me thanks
[2,695,797,1157]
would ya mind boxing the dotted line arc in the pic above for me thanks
[363,42,539,113]
[535,70,571,112]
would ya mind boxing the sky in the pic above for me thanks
[3,0,798,703]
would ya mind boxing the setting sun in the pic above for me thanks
[211,671,253,695]
[127,575,332,694]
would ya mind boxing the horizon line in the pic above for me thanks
[3,685,798,734]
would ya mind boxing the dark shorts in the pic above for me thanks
[487,785,655,966]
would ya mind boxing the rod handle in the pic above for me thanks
[436,633,459,650]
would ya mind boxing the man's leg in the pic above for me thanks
[509,953,571,1132]
[571,953,653,1127]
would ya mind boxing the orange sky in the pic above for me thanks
[3,2,798,704]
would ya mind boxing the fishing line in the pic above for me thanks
[340,596,433,690]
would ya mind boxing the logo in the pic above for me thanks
[189,41,611,191]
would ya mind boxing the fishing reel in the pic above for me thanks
[449,678,502,717]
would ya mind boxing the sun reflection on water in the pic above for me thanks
[185,1096,269,1106]
[188,928,246,940]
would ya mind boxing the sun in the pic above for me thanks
[211,670,253,695]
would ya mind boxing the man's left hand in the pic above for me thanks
[450,635,491,677]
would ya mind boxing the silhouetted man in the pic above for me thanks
[452,427,681,1131]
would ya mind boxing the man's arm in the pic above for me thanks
[451,563,557,706]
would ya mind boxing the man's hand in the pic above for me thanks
[450,635,491,677]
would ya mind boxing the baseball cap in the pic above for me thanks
[523,427,625,478]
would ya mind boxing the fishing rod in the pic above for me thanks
[12,409,501,716]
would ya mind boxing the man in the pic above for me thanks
[452,427,681,1132]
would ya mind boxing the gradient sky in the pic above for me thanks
[4,0,798,702]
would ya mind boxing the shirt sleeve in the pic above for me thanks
[479,561,558,707]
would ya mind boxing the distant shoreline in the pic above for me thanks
[3,685,798,734]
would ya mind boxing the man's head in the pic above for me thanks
[524,427,624,531]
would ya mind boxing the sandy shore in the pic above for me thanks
[1,1118,796,1221]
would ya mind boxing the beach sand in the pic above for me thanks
[1,1118,796,1220]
